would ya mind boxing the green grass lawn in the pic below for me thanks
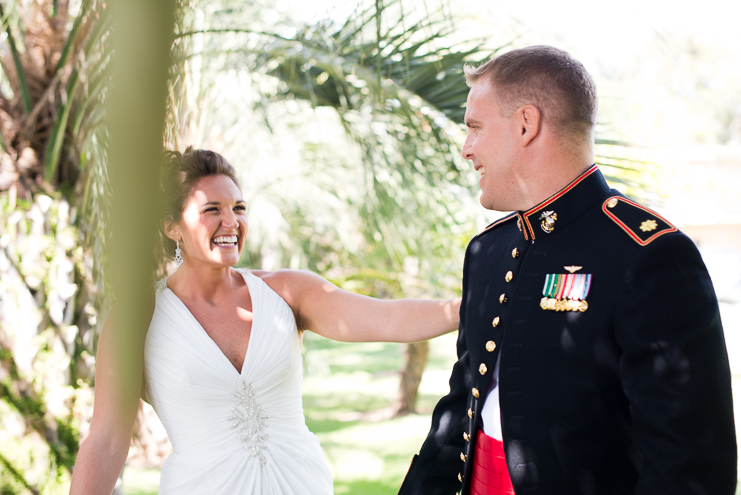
[301,332,459,495]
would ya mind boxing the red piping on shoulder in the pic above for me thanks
[602,196,677,246]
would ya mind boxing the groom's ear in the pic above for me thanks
[517,104,541,147]
[161,218,180,241]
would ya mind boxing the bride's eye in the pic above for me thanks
[234,205,246,211]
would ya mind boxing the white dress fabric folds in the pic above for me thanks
[144,269,334,494]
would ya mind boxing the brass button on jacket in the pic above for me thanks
[467,408,473,418]
[486,340,496,352]
[499,294,507,303]
[460,453,466,462]
[479,363,488,375]
[505,271,513,282]
[463,432,469,441]
[472,387,480,398]
[492,316,500,327]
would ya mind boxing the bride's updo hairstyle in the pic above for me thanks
[158,146,240,264]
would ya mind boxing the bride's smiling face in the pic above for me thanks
[175,174,248,268]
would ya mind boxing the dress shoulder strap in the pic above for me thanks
[235,267,254,282]
[153,278,168,293]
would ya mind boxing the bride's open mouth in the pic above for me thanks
[212,235,238,248]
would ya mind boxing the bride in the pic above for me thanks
[69,148,461,494]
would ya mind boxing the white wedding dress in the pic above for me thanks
[144,269,334,494]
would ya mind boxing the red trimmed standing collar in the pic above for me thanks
[515,164,610,241]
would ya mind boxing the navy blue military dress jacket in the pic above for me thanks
[398,165,736,495]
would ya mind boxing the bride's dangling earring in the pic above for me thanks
[174,240,183,267]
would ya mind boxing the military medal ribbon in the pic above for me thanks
[541,273,591,312]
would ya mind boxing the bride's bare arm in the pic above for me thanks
[256,269,460,342]
[69,311,144,494]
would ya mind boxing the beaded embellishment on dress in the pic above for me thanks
[228,380,270,465]
[154,278,168,293]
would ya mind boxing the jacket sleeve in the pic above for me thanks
[398,243,475,495]
[614,232,737,494]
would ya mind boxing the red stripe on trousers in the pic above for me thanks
[470,430,515,495]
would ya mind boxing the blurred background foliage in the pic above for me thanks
[0,0,650,492]
[0,0,109,492]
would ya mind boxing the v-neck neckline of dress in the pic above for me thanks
[163,269,256,376]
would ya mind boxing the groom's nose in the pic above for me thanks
[461,133,475,162]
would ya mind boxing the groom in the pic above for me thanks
[398,45,737,495]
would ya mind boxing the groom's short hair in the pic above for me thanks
[464,45,597,142]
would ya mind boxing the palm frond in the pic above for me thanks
[0,2,32,113]
[43,1,108,184]
[53,0,92,75]
[43,69,81,181]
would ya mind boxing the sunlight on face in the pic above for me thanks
[178,175,248,268]
[462,79,520,212]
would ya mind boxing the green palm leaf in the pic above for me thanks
[0,2,32,113]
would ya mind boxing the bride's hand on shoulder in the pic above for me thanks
[253,269,460,343]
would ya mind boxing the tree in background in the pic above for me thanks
[0,0,111,492]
